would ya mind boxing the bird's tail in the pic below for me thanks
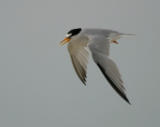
[119,33,136,38]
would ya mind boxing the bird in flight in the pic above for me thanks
[60,28,134,104]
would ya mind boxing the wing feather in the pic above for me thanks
[88,37,130,104]
[68,38,89,85]
[93,53,130,104]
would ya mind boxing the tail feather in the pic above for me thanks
[119,33,136,38]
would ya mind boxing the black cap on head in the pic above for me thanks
[67,28,82,37]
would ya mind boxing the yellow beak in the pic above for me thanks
[60,37,71,46]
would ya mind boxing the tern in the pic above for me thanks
[60,28,134,104]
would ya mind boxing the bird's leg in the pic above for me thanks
[112,40,119,44]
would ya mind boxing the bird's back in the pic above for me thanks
[82,28,119,37]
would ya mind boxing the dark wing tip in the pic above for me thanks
[96,63,131,104]
[82,74,87,86]
[81,76,87,86]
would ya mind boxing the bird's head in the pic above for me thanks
[60,28,82,45]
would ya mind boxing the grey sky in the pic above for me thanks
[0,0,160,127]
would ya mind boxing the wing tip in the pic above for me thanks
[96,62,131,105]
[123,95,131,105]
[81,80,86,86]
[82,77,87,86]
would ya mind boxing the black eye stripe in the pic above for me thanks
[67,28,82,37]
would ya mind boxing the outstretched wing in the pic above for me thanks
[68,38,89,85]
[89,37,130,104]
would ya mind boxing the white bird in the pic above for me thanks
[60,28,134,104]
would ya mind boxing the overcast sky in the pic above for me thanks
[0,0,160,127]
